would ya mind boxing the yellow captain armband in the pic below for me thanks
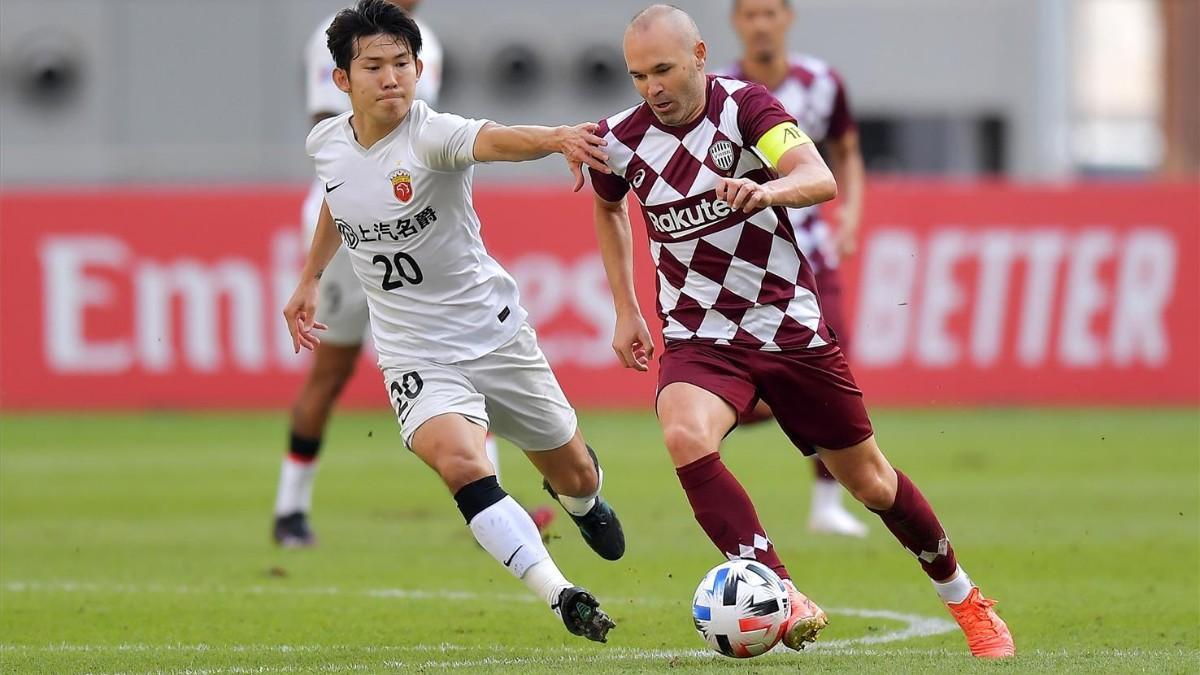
[754,122,812,168]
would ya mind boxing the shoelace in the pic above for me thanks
[963,596,1002,636]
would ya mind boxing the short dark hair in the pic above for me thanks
[327,0,422,71]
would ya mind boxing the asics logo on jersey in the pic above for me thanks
[631,168,646,188]
[647,197,734,237]
[325,180,345,193]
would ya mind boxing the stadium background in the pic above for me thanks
[0,0,1197,672]
[1,0,1196,409]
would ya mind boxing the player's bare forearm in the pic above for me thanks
[284,198,334,353]
[300,199,341,286]
[592,196,640,317]
[763,143,837,209]
[594,195,654,371]
[473,123,606,164]
[715,143,836,213]
[473,123,560,162]
[474,122,610,191]
[828,131,865,234]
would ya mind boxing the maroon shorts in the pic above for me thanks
[657,341,874,455]
[814,266,850,356]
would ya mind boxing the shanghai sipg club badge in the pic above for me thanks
[389,169,413,203]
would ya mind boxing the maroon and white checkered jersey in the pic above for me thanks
[718,54,857,273]
[590,75,834,352]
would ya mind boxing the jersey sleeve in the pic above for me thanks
[826,69,857,140]
[412,104,491,172]
[305,115,341,172]
[734,83,797,147]
[305,16,350,118]
[587,119,629,201]
[589,165,629,202]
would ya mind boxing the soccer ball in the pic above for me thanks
[691,559,791,658]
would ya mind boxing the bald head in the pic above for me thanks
[626,4,702,49]
[622,4,709,126]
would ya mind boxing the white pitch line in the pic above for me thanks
[3,580,537,605]
[813,606,957,650]
[2,578,959,671]
[67,647,1200,675]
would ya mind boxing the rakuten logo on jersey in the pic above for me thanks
[645,195,734,238]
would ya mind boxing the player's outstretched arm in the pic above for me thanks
[716,142,837,213]
[283,198,337,353]
[593,194,653,372]
[472,122,612,191]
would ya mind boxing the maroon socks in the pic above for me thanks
[813,458,836,481]
[676,455,956,584]
[871,469,958,581]
[676,453,789,580]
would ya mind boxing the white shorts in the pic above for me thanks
[381,323,578,452]
[316,246,370,346]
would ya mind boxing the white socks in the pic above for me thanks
[932,564,974,604]
[555,466,602,517]
[810,478,846,512]
[274,457,316,515]
[484,434,500,483]
[468,495,571,602]
[522,559,573,608]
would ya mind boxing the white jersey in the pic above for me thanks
[305,12,443,119]
[306,101,527,365]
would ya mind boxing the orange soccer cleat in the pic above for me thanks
[780,580,829,651]
[945,587,1015,658]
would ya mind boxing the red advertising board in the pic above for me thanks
[1,181,1196,409]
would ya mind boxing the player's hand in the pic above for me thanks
[612,312,654,372]
[558,123,611,192]
[715,177,773,213]
[283,281,328,354]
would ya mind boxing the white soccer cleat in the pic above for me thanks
[807,504,869,538]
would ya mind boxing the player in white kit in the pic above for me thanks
[283,0,621,641]
[273,0,550,546]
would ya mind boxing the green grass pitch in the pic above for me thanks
[1,408,1197,673]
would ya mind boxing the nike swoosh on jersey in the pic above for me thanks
[325,181,346,193]
[503,545,524,567]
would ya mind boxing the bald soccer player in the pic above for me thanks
[587,5,1014,659]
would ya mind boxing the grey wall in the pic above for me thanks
[0,0,1069,184]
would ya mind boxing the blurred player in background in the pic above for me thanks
[273,0,552,546]
[590,5,1013,658]
[720,0,868,537]
[285,0,623,641]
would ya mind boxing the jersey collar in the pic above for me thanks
[344,111,411,155]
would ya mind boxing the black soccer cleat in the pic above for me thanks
[272,512,316,548]
[543,447,626,560]
[554,586,616,643]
